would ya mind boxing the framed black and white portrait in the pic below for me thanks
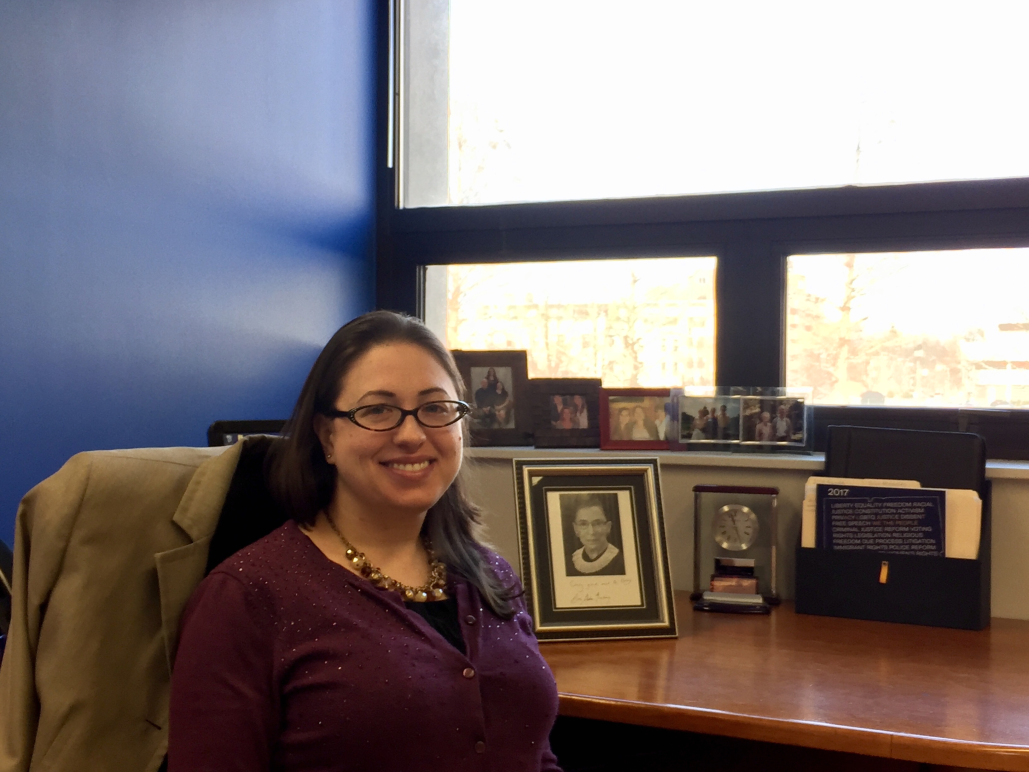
[513,459,677,641]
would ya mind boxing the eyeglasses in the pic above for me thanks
[324,400,471,431]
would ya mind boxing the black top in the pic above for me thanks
[405,595,465,654]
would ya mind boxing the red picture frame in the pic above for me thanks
[600,388,674,450]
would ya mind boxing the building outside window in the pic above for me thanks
[788,249,1029,408]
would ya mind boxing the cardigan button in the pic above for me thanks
[465,615,476,625]
[474,741,486,754]
[462,667,476,679]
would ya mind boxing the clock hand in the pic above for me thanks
[730,512,742,544]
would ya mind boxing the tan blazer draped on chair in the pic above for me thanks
[0,442,245,772]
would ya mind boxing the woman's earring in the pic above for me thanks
[326,453,333,463]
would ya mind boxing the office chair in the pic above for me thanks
[1,537,13,664]
[207,419,285,447]
[0,437,287,769]
[1,537,12,632]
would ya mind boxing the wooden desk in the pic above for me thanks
[540,596,1029,771]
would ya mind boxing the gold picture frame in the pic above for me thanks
[512,458,677,641]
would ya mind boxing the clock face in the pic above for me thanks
[712,504,759,551]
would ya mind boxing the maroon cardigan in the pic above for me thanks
[168,522,562,772]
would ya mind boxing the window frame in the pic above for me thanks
[373,3,1029,457]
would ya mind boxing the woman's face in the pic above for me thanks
[315,342,463,521]
[486,367,497,379]
[633,406,646,423]
[495,381,505,393]
[573,395,584,408]
[560,406,572,421]
[618,408,630,426]
[572,505,612,552]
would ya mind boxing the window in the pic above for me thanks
[400,1,1029,208]
[424,258,717,387]
[788,249,1029,408]
[379,2,1029,457]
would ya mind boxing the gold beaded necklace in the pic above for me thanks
[325,514,447,602]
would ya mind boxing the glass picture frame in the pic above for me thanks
[669,391,741,450]
[738,395,808,448]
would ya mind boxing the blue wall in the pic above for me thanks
[0,1,377,543]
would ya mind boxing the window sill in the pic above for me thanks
[467,446,1029,479]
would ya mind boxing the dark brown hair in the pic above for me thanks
[265,310,517,617]
[560,492,617,524]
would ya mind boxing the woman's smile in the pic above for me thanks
[385,459,432,472]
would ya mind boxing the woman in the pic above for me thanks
[493,379,514,427]
[612,407,632,439]
[572,394,588,429]
[485,366,499,389]
[690,408,708,441]
[755,410,774,442]
[168,311,562,772]
[630,405,659,440]
[554,405,576,429]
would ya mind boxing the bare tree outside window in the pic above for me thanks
[788,250,1029,407]
[425,258,716,388]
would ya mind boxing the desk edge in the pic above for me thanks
[558,694,1029,772]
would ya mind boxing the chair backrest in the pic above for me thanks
[1,538,13,636]
[207,420,286,447]
[205,436,289,572]
[1,538,13,664]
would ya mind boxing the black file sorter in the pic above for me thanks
[795,425,991,630]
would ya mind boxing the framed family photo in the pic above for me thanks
[513,459,677,641]
[599,388,675,450]
[530,378,602,448]
[669,393,740,449]
[739,395,807,446]
[451,350,533,446]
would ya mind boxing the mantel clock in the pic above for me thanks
[691,484,779,614]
